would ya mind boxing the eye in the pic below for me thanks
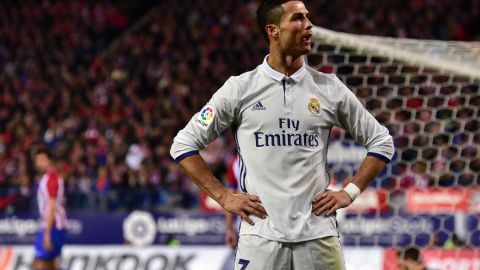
[291,14,302,21]
[292,13,309,21]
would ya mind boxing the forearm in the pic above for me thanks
[45,198,56,232]
[350,155,387,191]
[178,154,267,225]
[178,154,230,206]
[314,155,388,215]
[224,188,235,228]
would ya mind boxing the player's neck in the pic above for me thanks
[267,51,304,77]
[43,165,54,174]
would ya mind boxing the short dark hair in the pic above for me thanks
[398,247,421,262]
[257,0,299,42]
[35,145,53,160]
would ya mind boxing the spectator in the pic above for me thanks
[397,246,430,270]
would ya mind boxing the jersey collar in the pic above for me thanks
[261,55,307,83]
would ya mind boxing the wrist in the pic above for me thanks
[217,188,232,207]
[342,183,361,202]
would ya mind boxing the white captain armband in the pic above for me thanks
[343,183,361,201]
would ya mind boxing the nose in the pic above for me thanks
[305,17,313,30]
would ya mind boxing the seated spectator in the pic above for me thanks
[397,246,429,270]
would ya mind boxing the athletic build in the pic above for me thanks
[171,1,394,269]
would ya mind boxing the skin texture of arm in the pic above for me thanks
[178,154,267,225]
[43,197,56,251]
[312,155,387,216]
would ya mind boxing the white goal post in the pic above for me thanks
[310,26,480,80]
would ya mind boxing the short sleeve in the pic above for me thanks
[46,172,59,198]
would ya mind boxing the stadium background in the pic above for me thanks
[0,0,479,269]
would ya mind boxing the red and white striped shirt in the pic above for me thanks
[37,171,68,229]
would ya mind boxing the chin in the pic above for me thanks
[299,47,312,55]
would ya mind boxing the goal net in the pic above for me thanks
[309,26,480,270]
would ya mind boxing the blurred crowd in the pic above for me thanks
[314,0,480,40]
[0,0,478,213]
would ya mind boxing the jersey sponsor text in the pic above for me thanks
[254,118,319,147]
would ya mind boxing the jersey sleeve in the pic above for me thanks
[170,78,239,162]
[333,75,395,163]
[46,172,59,198]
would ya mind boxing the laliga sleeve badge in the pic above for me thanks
[123,210,157,246]
[308,98,321,115]
[195,105,215,129]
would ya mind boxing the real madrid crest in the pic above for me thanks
[308,98,321,115]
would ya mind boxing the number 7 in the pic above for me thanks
[238,259,250,270]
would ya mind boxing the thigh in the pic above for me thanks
[234,235,291,270]
[34,229,65,261]
[33,259,57,270]
[292,236,345,270]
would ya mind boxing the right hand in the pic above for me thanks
[43,231,53,251]
[220,192,267,225]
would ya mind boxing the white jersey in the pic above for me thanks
[37,171,68,230]
[171,56,394,242]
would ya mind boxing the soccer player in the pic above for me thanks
[33,147,67,270]
[170,1,394,269]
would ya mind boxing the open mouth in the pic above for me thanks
[302,34,312,43]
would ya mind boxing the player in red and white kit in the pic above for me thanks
[34,147,67,270]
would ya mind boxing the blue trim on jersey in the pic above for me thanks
[367,152,391,164]
[232,126,247,192]
[238,155,247,192]
[237,149,247,192]
[241,164,247,192]
[232,219,242,267]
[324,129,333,190]
[227,182,238,190]
[174,150,199,163]
[35,228,66,260]
[238,157,245,192]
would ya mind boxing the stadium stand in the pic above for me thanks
[0,2,479,269]
[0,0,478,218]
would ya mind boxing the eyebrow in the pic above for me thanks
[291,12,309,18]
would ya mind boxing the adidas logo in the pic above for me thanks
[251,101,266,111]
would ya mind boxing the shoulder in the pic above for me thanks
[45,171,61,187]
[47,171,59,181]
[305,66,352,96]
[215,66,263,104]
[45,171,60,195]
[228,66,263,89]
[304,66,348,102]
[305,65,338,85]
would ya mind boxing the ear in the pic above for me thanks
[266,24,279,39]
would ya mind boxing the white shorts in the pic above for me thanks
[233,235,346,270]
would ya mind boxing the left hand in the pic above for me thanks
[312,190,353,216]
[43,231,53,251]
